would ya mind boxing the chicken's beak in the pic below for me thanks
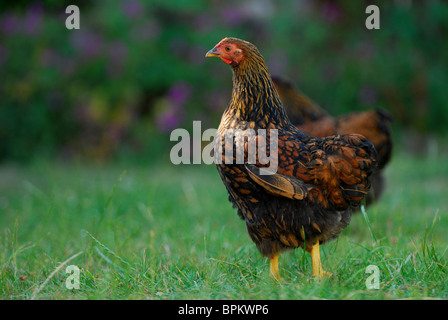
[205,47,220,58]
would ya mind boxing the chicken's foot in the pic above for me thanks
[269,254,282,281]
[310,242,332,280]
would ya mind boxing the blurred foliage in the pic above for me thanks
[1,0,448,162]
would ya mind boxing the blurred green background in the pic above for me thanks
[1,0,448,300]
[1,0,448,163]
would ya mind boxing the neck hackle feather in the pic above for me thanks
[223,38,290,127]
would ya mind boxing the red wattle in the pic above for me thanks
[221,57,233,64]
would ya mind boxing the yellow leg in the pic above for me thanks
[310,242,331,280]
[269,254,282,281]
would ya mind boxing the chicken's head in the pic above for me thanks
[205,37,258,66]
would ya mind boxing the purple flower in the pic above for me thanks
[221,8,243,27]
[167,82,191,105]
[155,101,185,133]
[155,112,181,132]
[1,3,44,37]
[24,3,44,36]
[70,30,104,57]
[321,2,342,23]
[154,82,190,133]
[123,0,144,20]
[1,13,20,36]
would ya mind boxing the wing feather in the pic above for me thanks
[245,164,308,200]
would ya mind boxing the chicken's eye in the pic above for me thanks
[225,46,231,52]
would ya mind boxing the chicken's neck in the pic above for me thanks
[225,58,290,128]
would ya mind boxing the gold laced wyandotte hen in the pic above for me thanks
[272,76,393,205]
[205,37,378,280]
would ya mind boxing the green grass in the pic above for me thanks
[0,149,447,300]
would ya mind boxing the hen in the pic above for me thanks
[272,76,393,205]
[205,37,378,280]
